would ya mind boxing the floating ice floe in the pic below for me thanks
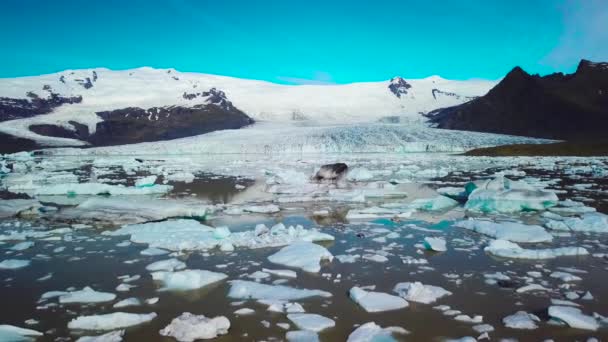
[0,324,43,341]
[159,313,230,341]
[262,268,298,278]
[502,311,540,330]
[146,258,186,272]
[346,167,375,181]
[134,175,157,188]
[151,269,227,291]
[165,172,196,183]
[68,312,157,330]
[423,237,447,252]
[349,287,408,312]
[267,242,333,273]
[113,298,141,308]
[52,287,116,304]
[228,280,332,300]
[0,199,42,218]
[11,182,173,196]
[484,240,588,259]
[346,322,409,342]
[107,220,333,252]
[11,241,34,251]
[76,330,124,342]
[464,176,558,213]
[346,207,412,220]
[393,282,452,304]
[225,204,280,214]
[58,198,209,224]
[0,259,31,269]
[548,306,599,331]
[408,196,459,211]
[546,213,608,233]
[286,330,319,342]
[286,313,335,332]
[455,219,553,243]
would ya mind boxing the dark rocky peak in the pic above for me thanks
[183,88,235,111]
[388,77,412,98]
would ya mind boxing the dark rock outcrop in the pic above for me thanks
[426,60,608,139]
[388,77,412,98]
[313,163,348,182]
[0,92,83,122]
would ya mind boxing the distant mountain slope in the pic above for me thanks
[426,60,608,139]
[0,67,494,150]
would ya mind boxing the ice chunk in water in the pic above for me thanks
[423,237,447,252]
[151,269,227,291]
[0,259,30,269]
[0,199,41,218]
[76,330,124,342]
[159,313,230,341]
[58,287,116,304]
[286,330,319,342]
[502,311,540,330]
[68,312,157,330]
[485,240,588,259]
[0,324,43,341]
[135,175,157,188]
[349,287,408,312]
[393,282,452,304]
[464,176,558,213]
[228,280,331,300]
[268,242,333,273]
[408,196,458,211]
[347,322,408,342]
[548,306,599,331]
[455,219,553,243]
[60,198,208,224]
[286,313,335,332]
[146,258,186,272]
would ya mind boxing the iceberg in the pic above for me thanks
[349,287,408,312]
[502,311,540,330]
[408,196,459,211]
[58,197,208,224]
[455,219,553,243]
[58,287,116,304]
[286,330,319,342]
[0,259,30,269]
[0,325,43,341]
[151,269,227,291]
[228,280,331,300]
[68,312,157,330]
[393,282,452,304]
[0,199,42,218]
[13,182,173,196]
[286,313,335,332]
[484,240,589,259]
[76,330,124,342]
[159,313,230,341]
[267,242,333,273]
[107,220,333,252]
[145,258,186,272]
[464,176,558,213]
[347,322,408,342]
[423,237,447,252]
[548,306,599,331]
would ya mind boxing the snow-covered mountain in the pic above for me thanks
[0,67,496,151]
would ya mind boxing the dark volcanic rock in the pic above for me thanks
[313,163,348,182]
[0,132,40,154]
[0,92,83,122]
[88,102,253,146]
[426,60,608,139]
[388,77,412,98]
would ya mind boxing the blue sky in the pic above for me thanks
[1,0,606,83]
